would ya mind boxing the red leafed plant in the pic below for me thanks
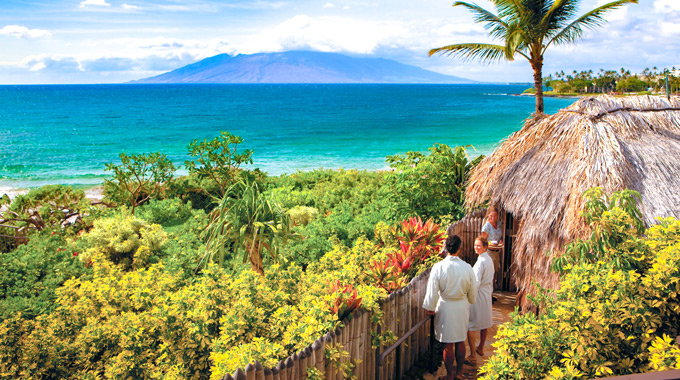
[368,259,406,292]
[327,280,363,321]
[394,217,445,258]
[368,217,445,292]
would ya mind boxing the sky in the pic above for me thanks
[0,0,677,84]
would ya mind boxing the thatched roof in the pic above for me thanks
[465,95,680,293]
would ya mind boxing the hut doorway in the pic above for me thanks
[446,209,519,292]
[500,212,519,291]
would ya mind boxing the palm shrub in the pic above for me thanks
[480,188,680,379]
[204,180,295,275]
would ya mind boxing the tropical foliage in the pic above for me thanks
[480,188,680,379]
[185,131,254,198]
[430,0,638,114]
[0,131,483,379]
[544,66,680,95]
[0,185,92,232]
[104,152,176,214]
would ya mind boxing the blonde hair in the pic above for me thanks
[475,235,489,248]
[486,206,500,222]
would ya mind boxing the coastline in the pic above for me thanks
[1,184,104,202]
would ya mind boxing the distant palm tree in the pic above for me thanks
[429,0,637,115]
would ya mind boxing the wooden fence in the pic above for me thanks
[0,224,27,253]
[219,213,494,380]
[220,266,435,380]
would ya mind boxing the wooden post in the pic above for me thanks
[256,361,266,380]
[288,352,300,380]
[276,361,286,380]
[335,327,344,380]
[285,356,295,380]
[234,368,247,380]
[325,331,335,380]
[273,364,282,380]
[302,347,312,380]
[222,374,235,380]
[264,367,273,380]
[351,310,361,378]
[312,339,325,374]
[245,363,256,380]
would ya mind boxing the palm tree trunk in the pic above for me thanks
[531,57,544,115]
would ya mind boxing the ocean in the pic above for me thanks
[0,84,575,191]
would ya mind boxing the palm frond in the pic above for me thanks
[429,43,510,62]
[453,1,509,39]
[546,0,638,49]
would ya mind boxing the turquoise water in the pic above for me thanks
[0,84,575,190]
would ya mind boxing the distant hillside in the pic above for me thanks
[131,51,478,84]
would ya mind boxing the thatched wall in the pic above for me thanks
[465,95,680,301]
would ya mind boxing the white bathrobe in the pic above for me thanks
[422,255,477,343]
[469,251,494,331]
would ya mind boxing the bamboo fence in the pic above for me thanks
[221,212,491,380]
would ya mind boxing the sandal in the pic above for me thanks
[463,357,477,366]
[476,348,485,356]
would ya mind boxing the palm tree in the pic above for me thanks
[202,180,295,275]
[429,0,637,115]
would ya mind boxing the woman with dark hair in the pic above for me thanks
[423,235,477,380]
[466,236,494,366]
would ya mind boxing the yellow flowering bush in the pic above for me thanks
[83,212,168,270]
[481,189,680,379]
[0,216,430,379]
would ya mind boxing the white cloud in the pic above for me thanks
[0,25,51,39]
[323,3,334,8]
[654,0,680,12]
[121,4,140,10]
[80,0,110,7]
[29,62,46,71]
[240,15,408,54]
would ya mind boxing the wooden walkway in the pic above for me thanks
[421,292,518,380]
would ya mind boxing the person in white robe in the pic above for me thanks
[466,236,494,365]
[423,235,477,380]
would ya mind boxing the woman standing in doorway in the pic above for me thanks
[466,236,494,366]
[480,206,502,283]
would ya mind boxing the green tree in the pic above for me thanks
[203,180,295,275]
[185,131,253,198]
[429,0,637,115]
[0,185,90,232]
[616,75,648,93]
[385,144,482,223]
[104,152,176,214]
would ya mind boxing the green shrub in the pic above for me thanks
[136,198,195,226]
[83,213,168,271]
[287,205,319,226]
[0,229,91,321]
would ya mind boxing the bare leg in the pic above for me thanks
[465,331,477,363]
[443,343,455,380]
[477,328,488,355]
[454,341,466,378]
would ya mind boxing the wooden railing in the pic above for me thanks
[0,224,27,253]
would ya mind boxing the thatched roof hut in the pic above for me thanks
[465,95,680,299]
